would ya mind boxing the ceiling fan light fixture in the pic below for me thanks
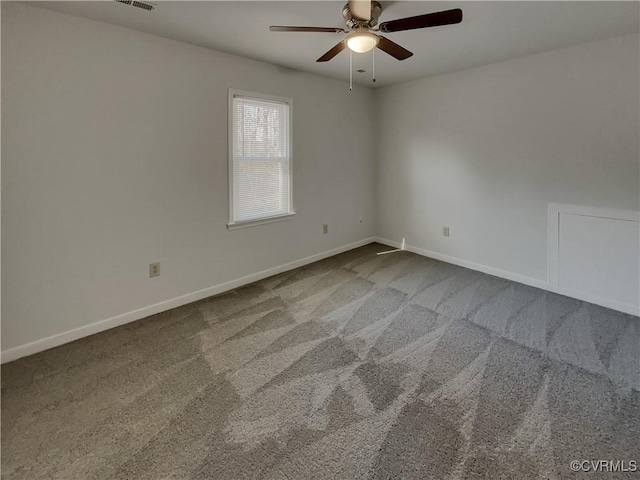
[346,32,379,53]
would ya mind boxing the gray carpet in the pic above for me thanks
[2,243,639,479]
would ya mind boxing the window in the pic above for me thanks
[228,90,294,229]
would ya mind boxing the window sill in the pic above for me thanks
[227,212,296,230]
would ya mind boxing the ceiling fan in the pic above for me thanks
[269,0,463,63]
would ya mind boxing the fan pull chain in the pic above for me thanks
[372,48,376,83]
[349,49,353,91]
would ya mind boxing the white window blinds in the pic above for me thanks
[230,93,292,225]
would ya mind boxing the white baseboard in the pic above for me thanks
[550,287,639,317]
[547,203,639,317]
[374,236,639,317]
[374,236,549,290]
[1,237,376,364]
[5,234,635,364]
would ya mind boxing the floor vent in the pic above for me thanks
[114,0,155,12]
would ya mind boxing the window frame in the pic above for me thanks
[227,89,295,230]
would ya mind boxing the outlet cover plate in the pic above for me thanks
[150,262,160,277]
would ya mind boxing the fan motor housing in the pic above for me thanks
[342,1,383,29]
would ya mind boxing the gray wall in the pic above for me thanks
[3,2,639,358]
[375,33,639,283]
[1,3,376,353]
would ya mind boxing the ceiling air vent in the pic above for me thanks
[114,0,155,12]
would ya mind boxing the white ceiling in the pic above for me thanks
[31,1,639,87]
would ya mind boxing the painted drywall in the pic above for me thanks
[557,211,639,310]
[375,33,640,285]
[1,3,376,354]
[3,3,639,360]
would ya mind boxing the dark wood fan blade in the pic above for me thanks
[317,41,347,62]
[349,0,371,21]
[270,26,346,33]
[378,8,462,33]
[376,36,413,60]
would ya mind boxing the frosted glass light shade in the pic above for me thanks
[347,33,379,53]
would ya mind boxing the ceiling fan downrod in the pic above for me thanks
[268,1,463,86]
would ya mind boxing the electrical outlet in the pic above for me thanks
[442,226,450,237]
[149,262,160,277]
[323,224,329,234]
